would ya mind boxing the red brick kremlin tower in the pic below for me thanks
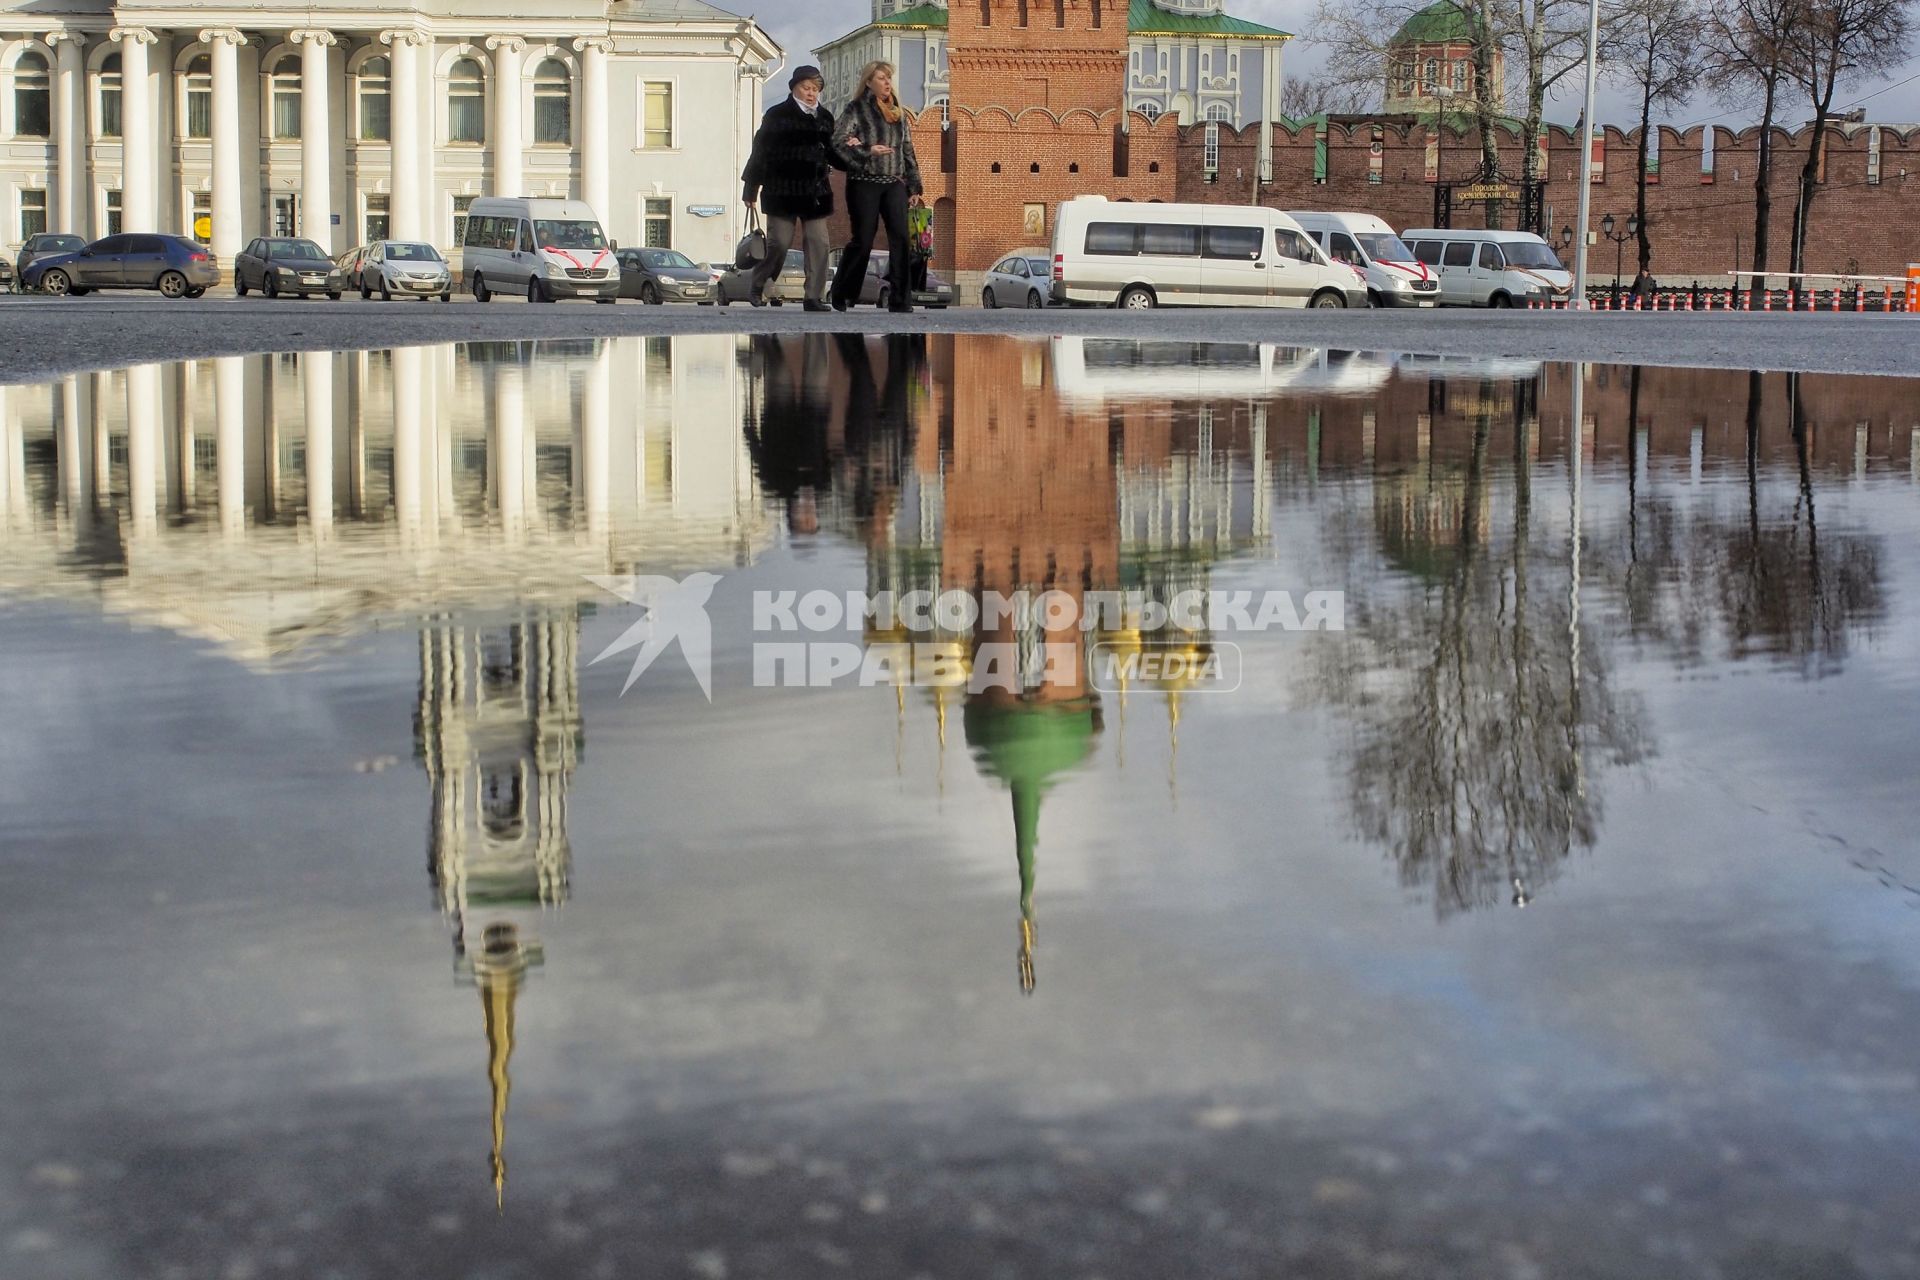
[897,0,1181,275]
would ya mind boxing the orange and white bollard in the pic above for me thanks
[1762,288,1772,312]
[1855,285,1864,312]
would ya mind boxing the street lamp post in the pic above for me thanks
[1600,213,1637,307]
[1559,224,1575,266]
[1571,0,1602,307]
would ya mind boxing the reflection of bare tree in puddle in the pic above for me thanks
[1600,370,1886,678]
[1323,386,1649,918]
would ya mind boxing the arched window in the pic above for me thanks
[1203,101,1232,123]
[1451,60,1467,92]
[447,56,485,143]
[269,54,302,138]
[358,55,391,140]
[533,57,570,144]
[95,52,122,138]
[1133,100,1162,122]
[14,51,50,137]
[1422,57,1439,93]
[182,54,211,139]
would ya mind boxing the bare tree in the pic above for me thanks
[1311,0,1611,184]
[1281,74,1378,119]
[1703,0,1806,274]
[1785,0,1913,275]
[1613,0,1704,286]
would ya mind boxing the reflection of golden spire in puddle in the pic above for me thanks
[933,684,951,801]
[482,969,519,1212]
[895,682,907,778]
[1167,690,1181,810]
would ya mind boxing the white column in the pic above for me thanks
[573,38,612,218]
[381,30,425,241]
[486,36,526,198]
[57,376,88,518]
[291,30,338,251]
[111,27,159,231]
[302,351,335,539]
[215,356,246,538]
[493,365,527,540]
[126,364,161,538]
[582,340,611,536]
[202,28,245,266]
[48,33,86,235]
[392,345,424,539]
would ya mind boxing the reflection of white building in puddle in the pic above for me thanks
[0,335,773,664]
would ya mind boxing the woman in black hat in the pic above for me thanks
[741,65,842,311]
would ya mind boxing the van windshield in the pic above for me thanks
[1500,240,1564,269]
[535,220,608,251]
[1356,232,1415,263]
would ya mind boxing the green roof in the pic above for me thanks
[874,3,949,28]
[1126,0,1289,39]
[856,1,1290,40]
[1391,1,1485,45]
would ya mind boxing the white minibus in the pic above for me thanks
[1289,211,1440,308]
[1397,228,1573,308]
[1050,197,1368,310]
[460,197,620,303]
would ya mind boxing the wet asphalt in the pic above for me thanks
[2,292,1916,384]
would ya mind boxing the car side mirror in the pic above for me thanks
[610,240,618,250]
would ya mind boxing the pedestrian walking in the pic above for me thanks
[830,61,924,314]
[741,65,841,312]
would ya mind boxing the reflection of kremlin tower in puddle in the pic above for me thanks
[819,337,1273,991]
[415,610,582,1207]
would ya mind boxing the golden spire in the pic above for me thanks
[482,968,519,1211]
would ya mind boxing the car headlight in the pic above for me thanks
[545,260,571,278]
[275,266,296,276]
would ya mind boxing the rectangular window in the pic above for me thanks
[452,195,476,245]
[644,196,672,248]
[1410,240,1441,265]
[449,95,484,145]
[1442,242,1473,267]
[1084,222,1139,255]
[1140,223,1200,257]
[16,72,51,138]
[104,188,122,236]
[20,188,47,240]
[641,81,673,149]
[365,193,390,243]
[1867,126,1881,185]
[1202,225,1261,261]
[273,89,301,140]
[534,92,569,145]
[1203,121,1219,172]
[99,85,121,138]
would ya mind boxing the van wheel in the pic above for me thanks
[1118,286,1155,310]
[1488,292,1512,308]
[473,273,491,302]
[1311,290,1347,309]
[1367,289,1384,308]
[982,286,997,309]
[1026,289,1043,309]
[528,277,551,304]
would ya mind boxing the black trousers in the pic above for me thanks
[833,179,912,310]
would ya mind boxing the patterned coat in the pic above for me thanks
[741,97,841,222]
[832,93,923,196]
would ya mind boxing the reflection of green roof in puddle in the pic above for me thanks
[964,701,1100,790]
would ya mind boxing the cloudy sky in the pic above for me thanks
[760,0,1920,126]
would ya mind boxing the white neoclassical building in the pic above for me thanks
[0,0,781,266]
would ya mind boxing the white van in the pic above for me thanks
[1052,337,1392,403]
[1398,228,1572,308]
[1289,211,1440,308]
[1050,197,1368,310]
[459,197,620,303]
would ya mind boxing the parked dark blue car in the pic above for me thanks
[25,233,220,299]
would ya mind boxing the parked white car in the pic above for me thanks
[980,249,1053,308]
[359,240,453,301]
[459,196,619,303]
[1289,211,1440,308]
[1399,228,1573,308]
[1050,197,1368,310]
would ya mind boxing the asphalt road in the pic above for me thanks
[3,292,1917,384]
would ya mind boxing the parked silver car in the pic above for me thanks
[716,249,806,306]
[980,249,1053,308]
[359,240,453,301]
[827,250,954,309]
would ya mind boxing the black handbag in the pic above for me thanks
[734,208,768,271]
